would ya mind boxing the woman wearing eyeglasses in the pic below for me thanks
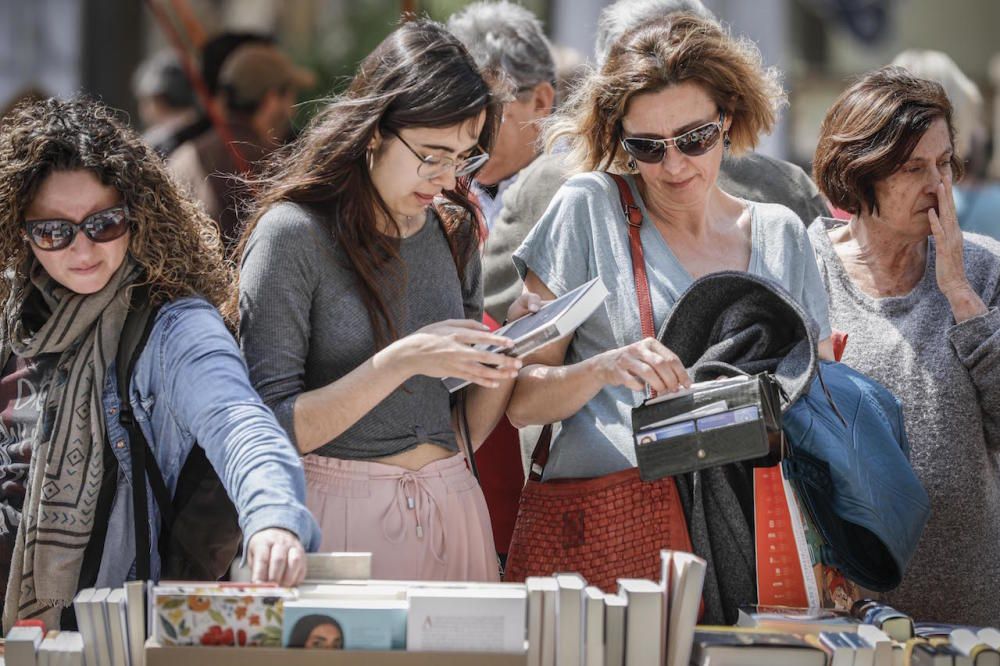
[505,14,833,608]
[235,19,538,581]
[0,97,319,631]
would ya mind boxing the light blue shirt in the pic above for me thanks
[512,172,831,480]
[96,296,320,586]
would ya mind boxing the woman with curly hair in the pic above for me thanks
[0,96,319,631]
[235,19,537,581]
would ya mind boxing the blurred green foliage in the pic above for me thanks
[290,0,549,126]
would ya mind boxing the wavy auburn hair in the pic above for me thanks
[546,12,784,174]
[0,97,232,320]
[230,18,504,346]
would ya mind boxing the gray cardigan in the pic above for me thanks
[809,218,1000,626]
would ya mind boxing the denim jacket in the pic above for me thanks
[95,296,319,587]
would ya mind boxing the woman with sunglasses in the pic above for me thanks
[235,19,538,581]
[506,13,833,607]
[0,97,319,631]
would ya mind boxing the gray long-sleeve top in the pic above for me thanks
[810,218,1000,626]
[238,202,482,459]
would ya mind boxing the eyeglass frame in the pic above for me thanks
[23,204,131,252]
[388,130,490,180]
[619,112,727,163]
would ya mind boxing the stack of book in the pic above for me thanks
[516,549,707,666]
[5,625,84,666]
[693,602,1000,666]
[140,548,707,666]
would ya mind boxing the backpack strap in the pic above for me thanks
[115,284,172,581]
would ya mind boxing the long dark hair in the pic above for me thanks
[231,19,503,346]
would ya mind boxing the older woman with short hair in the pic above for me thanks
[809,65,1000,625]
[506,13,832,622]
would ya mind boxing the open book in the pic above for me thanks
[443,276,609,392]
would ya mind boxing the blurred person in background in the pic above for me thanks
[165,32,276,155]
[810,66,1000,625]
[447,0,557,563]
[894,49,1000,240]
[448,1,557,236]
[169,42,316,253]
[132,50,198,157]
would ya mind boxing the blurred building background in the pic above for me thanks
[2,0,998,174]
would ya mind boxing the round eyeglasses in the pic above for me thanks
[390,131,490,180]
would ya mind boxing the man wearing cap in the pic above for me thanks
[168,42,315,251]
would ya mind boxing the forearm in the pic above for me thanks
[507,356,605,428]
[292,349,410,454]
[945,285,988,324]
[459,378,516,450]
[947,306,1000,440]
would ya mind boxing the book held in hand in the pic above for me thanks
[443,276,609,392]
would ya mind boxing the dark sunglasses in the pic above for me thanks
[620,112,726,163]
[24,205,130,252]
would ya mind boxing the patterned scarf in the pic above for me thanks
[2,258,140,631]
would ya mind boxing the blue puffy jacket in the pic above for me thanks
[782,361,930,591]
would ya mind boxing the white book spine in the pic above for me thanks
[666,553,706,666]
[5,625,44,666]
[583,587,605,666]
[124,581,146,666]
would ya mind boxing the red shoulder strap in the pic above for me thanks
[528,173,658,478]
[608,174,656,342]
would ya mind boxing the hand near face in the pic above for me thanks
[928,179,987,322]
[247,527,307,587]
[928,179,966,295]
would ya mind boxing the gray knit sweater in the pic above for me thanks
[809,218,1000,626]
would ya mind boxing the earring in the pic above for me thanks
[627,157,637,171]
[366,147,375,170]
[723,132,732,150]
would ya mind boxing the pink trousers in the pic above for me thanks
[302,452,500,582]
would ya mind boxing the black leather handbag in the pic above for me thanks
[630,373,783,480]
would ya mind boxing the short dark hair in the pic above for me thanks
[813,65,965,216]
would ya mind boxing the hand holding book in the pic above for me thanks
[383,319,521,389]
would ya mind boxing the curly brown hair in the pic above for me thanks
[0,96,233,320]
[545,12,785,173]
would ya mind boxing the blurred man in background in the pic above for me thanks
[169,42,315,251]
[132,50,198,156]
